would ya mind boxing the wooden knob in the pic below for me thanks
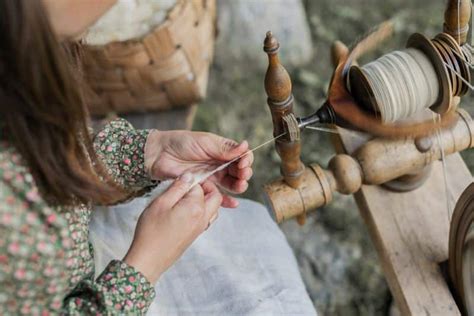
[264,31,292,102]
[263,31,280,54]
[328,155,362,194]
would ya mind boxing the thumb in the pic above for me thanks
[152,173,194,210]
[218,139,249,161]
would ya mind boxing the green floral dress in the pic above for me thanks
[0,119,156,315]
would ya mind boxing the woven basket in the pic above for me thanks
[83,0,216,116]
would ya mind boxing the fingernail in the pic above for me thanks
[180,173,194,183]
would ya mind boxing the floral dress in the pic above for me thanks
[0,119,156,315]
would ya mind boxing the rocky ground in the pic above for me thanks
[194,1,474,315]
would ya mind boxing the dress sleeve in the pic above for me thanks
[0,182,156,315]
[64,260,156,314]
[93,118,156,190]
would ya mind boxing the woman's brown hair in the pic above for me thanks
[0,0,125,207]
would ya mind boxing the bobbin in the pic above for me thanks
[432,39,459,96]
[349,32,471,120]
[436,32,471,96]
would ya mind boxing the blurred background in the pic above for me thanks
[194,0,474,315]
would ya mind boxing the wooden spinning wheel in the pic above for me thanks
[262,0,474,314]
[450,183,474,314]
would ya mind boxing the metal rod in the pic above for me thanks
[305,126,340,134]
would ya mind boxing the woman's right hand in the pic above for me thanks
[123,173,223,284]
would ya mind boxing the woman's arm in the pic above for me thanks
[0,182,155,314]
[65,260,155,313]
[93,118,155,191]
[0,162,222,314]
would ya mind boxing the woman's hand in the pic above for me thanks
[123,174,222,284]
[144,130,254,208]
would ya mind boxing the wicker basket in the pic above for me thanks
[83,0,216,116]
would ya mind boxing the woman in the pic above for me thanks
[0,0,254,314]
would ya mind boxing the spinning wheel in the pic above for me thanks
[262,0,474,314]
[450,183,474,315]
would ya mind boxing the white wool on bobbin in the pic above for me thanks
[361,48,439,123]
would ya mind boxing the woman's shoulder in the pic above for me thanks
[0,141,67,229]
[0,140,37,199]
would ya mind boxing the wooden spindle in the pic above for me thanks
[444,0,472,45]
[263,31,306,224]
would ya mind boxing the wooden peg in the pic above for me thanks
[264,32,291,108]
[444,0,472,45]
[263,31,306,224]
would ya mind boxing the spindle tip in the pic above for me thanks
[264,31,280,53]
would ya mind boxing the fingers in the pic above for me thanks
[201,180,218,196]
[151,173,194,210]
[173,184,205,211]
[219,175,249,194]
[218,139,249,161]
[185,182,205,200]
[172,184,207,230]
[238,151,254,169]
[229,150,253,180]
[201,181,222,227]
[221,195,239,208]
[202,180,238,209]
[201,181,222,212]
[229,164,253,181]
[203,180,240,208]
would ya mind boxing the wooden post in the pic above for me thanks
[263,32,306,224]
[444,0,472,45]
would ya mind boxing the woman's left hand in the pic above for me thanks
[144,130,253,208]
